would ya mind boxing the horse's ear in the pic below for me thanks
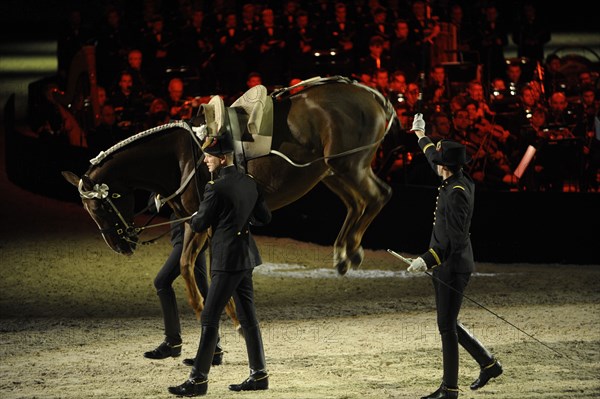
[62,171,80,187]
[189,114,204,127]
[80,175,95,190]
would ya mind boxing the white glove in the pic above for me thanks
[407,257,427,273]
[410,113,426,133]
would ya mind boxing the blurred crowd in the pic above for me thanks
[31,0,599,192]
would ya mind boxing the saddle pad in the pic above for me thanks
[229,85,273,161]
[231,85,273,137]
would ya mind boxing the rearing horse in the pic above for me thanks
[63,77,395,322]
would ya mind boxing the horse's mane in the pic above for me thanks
[89,120,195,166]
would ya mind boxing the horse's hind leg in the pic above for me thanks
[322,169,392,274]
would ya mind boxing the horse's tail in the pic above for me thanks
[352,81,397,136]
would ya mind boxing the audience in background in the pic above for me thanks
[41,1,599,192]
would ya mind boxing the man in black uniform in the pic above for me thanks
[406,114,503,399]
[168,131,271,397]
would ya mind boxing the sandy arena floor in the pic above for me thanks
[1,160,599,399]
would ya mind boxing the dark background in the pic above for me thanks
[0,0,597,41]
[1,0,598,265]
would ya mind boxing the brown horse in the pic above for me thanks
[62,77,395,323]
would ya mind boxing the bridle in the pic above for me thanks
[78,179,140,245]
[77,147,204,246]
[77,119,210,247]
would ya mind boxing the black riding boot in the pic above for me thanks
[229,325,269,392]
[182,336,224,366]
[421,382,459,399]
[191,326,220,377]
[144,288,182,359]
[457,322,503,390]
[421,332,459,399]
[168,326,219,397]
[439,331,460,398]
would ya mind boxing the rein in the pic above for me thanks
[269,139,384,168]
[78,179,195,246]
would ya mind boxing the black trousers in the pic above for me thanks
[154,243,208,296]
[153,243,208,344]
[201,268,259,329]
[432,267,470,388]
[433,268,470,335]
[191,268,264,379]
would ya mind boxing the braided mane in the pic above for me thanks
[89,120,194,166]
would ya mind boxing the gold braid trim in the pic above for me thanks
[428,248,441,266]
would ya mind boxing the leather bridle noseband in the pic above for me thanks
[78,179,140,245]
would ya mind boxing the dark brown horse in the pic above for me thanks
[62,77,395,323]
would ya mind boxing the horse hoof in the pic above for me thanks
[349,247,364,269]
[336,259,350,275]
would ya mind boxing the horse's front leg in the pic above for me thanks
[180,226,207,319]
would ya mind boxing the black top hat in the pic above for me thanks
[202,132,234,155]
[432,140,471,166]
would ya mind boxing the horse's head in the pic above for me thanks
[62,171,138,255]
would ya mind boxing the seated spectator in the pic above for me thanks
[163,77,193,120]
[144,98,171,129]
[543,54,568,97]
[388,70,408,105]
[464,101,516,188]
[465,80,496,121]
[506,62,529,95]
[423,64,451,109]
[373,68,391,97]
[86,104,124,155]
[375,103,415,183]
[546,91,579,136]
[516,85,543,127]
[110,71,146,136]
[449,108,473,144]
[403,82,421,115]
[124,48,156,106]
[97,85,109,108]
[429,112,453,142]
[358,36,392,79]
